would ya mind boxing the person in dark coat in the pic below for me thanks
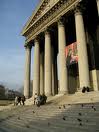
[34,93,38,105]
[21,96,26,105]
[42,94,47,104]
[18,96,21,105]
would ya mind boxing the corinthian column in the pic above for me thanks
[54,58,58,94]
[96,0,99,45]
[40,52,44,95]
[52,46,55,95]
[97,25,99,45]
[96,0,99,15]
[58,18,68,94]
[24,45,31,98]
[75,7,90,90]
[44,29,52,96]
[33,39,40,96]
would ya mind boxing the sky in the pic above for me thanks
[0,0,40,90]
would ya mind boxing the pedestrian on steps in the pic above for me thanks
[21,96,26,105]
[34,93,38,105]
[14,96,18,106]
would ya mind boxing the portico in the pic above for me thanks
[22,0,99,98]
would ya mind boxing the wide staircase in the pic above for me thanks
[0,92,99,132]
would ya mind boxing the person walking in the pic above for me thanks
[14,96,18,106]
[18,96,21,105]
[34,93,38,105]
[21,96,26,105]
[36,95,41,107]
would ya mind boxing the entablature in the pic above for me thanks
[22,0,59,35]
[23,0,81,46]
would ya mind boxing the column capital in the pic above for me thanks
[74,3,85,16]
[44,27,51,35]
[57,17,65,26]
[24,44,32,50]
[34,37,39,43]
[74,7,82,15]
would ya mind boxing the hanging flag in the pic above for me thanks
[65,42,78,66]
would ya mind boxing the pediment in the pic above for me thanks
[21,0,58,36]
[40,0,58,16]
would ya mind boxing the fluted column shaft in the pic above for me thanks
[24,46,31,98]
[44,30,52,96]
[33,39,40,96]
[40,52,44,95]
[54,59,58,94]
[97,0,99,15]
[97,25,99,45]
[75,9,90,89]
[58,19,68,94]
[96,0,99,45]
[52,46,55,95]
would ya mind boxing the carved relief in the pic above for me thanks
[41,0,58,15]
[74,2,85,15]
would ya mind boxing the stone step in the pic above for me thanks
[31,105,99,110]
[44,121,98,132]
[9,113,98,128]
[4,110,97,118]
[1,104,99,116]
[1,100,99,132]
[44,118,99,130]
[59,109,99,113]
[0,126,14,132]
[0,120,46,132]
[1,117,97,132]
[39,110,99,114]
[31,113,97,125]
[0,110,98,126]
[1,106,97,117]
[59,111,99,116]
[0,118,70,132]
[22,111,99,122]
[6,117,99,132]
[28,109,99,116]
[27,111,99,119]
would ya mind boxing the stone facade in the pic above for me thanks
[22,0,99,98]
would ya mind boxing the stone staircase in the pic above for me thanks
[24,91,99,106]
[0,92,99,132]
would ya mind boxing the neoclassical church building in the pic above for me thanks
[21,0,99,98]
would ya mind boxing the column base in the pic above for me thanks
[58,91,68,95]
[24,96,29,99]
[45,93,52,97]
[24,93,29,99]
[77,87,82,92]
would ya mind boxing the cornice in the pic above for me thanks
[21,0,60,36]
[21,0,45,35]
